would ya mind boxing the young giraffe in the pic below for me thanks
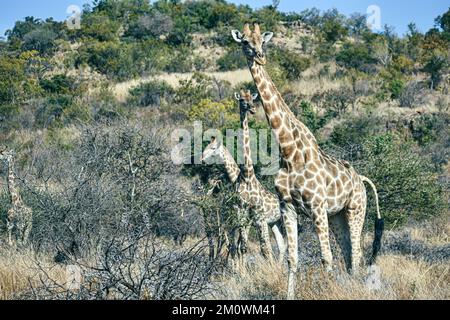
[201,90,285,261]
[0,147,33,246]
[232,23,384,299]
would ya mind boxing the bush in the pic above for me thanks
[164,46,194,73]
[388,78,405,100]
[77,41,136,80]
[22,27,58,55]
[217,49,248,71]
[188,99,238,128]
[336,42,375,72]
[356,134,446,227]
[329,114,385,148]
[410,113,450,146]
[40,74,76,95]
[399,81,424,108]
[126,11,174,39]
[128,80,175,107]
[81,13,120,42]
[274,49,311,81]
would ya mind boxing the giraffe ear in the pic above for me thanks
[231,30,243,43]
[234,92,241,100]
[262,31,274,44]
[252,93,259,101]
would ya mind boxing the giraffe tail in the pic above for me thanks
[360,175,384,265]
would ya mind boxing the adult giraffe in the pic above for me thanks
[231,23,384,299]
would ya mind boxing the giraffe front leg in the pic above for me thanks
[282,202,298,300]
[6,213,14,246]
[312,204,333,272]
[255,219,272,260]
[237,224,250,258]
[271,222,286,262]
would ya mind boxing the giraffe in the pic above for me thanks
[0,147,33,246]
[201,90,285,261]
[231,23,384,299]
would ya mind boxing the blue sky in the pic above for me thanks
[0,0,448,38]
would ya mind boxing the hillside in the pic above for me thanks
[0,0,449,300]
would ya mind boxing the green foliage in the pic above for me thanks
[40,75,76,95]
[22,26,58,55]
[422,51,449,90]
[273,49,311,81]
[164,46,194,73]
[329,114,385,147]
[357,134,446,227]
[81,13,121,42]
[128,80,175,107]
[217,49,248,71]
[175,73,215,106]
[292,101,320,134]
[410,113,450,147]
[188,98,238,128]
[388,78,405,99]
[76,41,135,80]
[336,42,375,72]
[320,9,348,43]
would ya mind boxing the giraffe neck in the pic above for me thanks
[220,145,241,184]
[249,62,318,163]
[240,110,255,180]
[6,157,22,207]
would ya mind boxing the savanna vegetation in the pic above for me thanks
[0,0,448,300]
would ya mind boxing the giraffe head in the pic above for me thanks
[231,23,274,66]
[235,89,258,116]
[201,137,223,163]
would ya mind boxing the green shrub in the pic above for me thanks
[274,49,311,81]
[81,13,120,42]
[410,113,450,146]
[128,80,175,107]
[40,74,76,95]
[217,49,248,71]
[388,78,405,99]
[329,114,385,147]
[336,42,375,72]
[164,46,194,73]
[188,98,238,128]
[356,134,446,227]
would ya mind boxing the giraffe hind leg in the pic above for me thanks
[346,206,366,275]
[329,213,351,271]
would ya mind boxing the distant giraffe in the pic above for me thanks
[202,90,285,261]
[231,23,384,299]
[0,147,33,246]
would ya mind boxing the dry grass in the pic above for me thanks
[0,217,448,300]
[0,248,65,300]
[217,252,449,300]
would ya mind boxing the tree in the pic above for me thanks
[336,42,375,72]
[126,10,174,39]
[422,52,449,90]
[321,9,348,43]
[22,27,58,55]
